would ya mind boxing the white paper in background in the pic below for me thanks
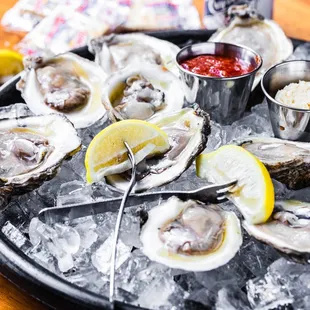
[125,0,201,30]
[16,5,107,56]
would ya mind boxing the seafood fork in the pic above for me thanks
[109,142,136,306]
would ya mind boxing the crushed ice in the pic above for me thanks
[1,101,310,309]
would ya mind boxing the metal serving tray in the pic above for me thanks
[0,30,304,310]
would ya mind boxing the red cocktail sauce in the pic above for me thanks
[180,55,256,78]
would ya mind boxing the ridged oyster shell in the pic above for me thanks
[102,64,185,122]
[17,52,107,129]
[209,5,293,89]
[239,137,310,189]
[106,106,210,192]
[244,200,310,256]
[89,33,180,76]
[0,112,81,204]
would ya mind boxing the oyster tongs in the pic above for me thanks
[38,179,237,225]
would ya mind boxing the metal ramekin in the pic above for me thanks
[176,42,262,125]
[261,60,310,142]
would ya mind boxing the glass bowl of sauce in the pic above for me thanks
[176,42,262,124]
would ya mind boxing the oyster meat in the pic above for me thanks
[209,5,293,89]
[140,197,242,271]
[89,33,180,76]
[244,200,310,255]
[239,137,310,189]
[102,64,185,122]
[0,113,81,201]
[106,106,210,192]
[17,53,107,129]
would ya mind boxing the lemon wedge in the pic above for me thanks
[196,145,274,224]
[0,49,23,79]
[85,119,170,183]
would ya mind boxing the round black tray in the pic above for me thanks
[0,29,304,310]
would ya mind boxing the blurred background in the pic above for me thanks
[1,0,309,85]
[0,1,309,310]
[1,0,310,54]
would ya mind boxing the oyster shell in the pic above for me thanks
[17,53,107,129]
[209,5,293,89]
[0,113,81,197]
[106,106,210,192]
[89,33,180,76]
[239,137,310,189]
[243,200,310,255]
[102,64,185,122]
[140,197,242,271]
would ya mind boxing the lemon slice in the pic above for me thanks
[85,119,170,183]
[196,145,274,224]
[0,49,23,79]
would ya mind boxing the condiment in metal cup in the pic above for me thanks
[176,42,262,125]
[261,60,310,142]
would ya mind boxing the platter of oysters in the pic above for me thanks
[1,5,310,310]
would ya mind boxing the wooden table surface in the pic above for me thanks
[0,1,310,310]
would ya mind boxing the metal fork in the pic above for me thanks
[109,142,136,307]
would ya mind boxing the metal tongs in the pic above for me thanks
[37,143,237,306]
[38,180,237,225]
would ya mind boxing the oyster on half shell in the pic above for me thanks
[102,64,185,122]
[106,106,210,192]
[89,33,180,76]
[209,5,293,89]
[140,197,242,271]
[17,53,107,129]
[244,200,310,255]
[0,112,81,206]
[239,137,310,190]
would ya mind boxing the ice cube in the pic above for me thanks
[239,239,281,277]
[247,272,293,309]
[65,146,88,181]
[195,257,249,293]
[204,121,226,152]
[159,165,207,192]
[91,234,131,274]
[1,221,32,252]
[185,288,213,308]
[0,103,32,119]
[1,201,29,230]
[134,277,184,310]
[91,182,122,199]
[54,223,80,254]
[57,180,93,206]
[216,285,251,310]
[45,238,74,272]
[28,245,56,272]
[251,101,270,120]
[28,217,42,246]
[29,218,57,244]
[73,217,98,249]
[64,265,100,289]
[246,258,299,309]
[94,211,141,248]
[37,165,83,205]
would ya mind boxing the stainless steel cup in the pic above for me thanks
[176,42,262,125]
[261,60,310,142]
